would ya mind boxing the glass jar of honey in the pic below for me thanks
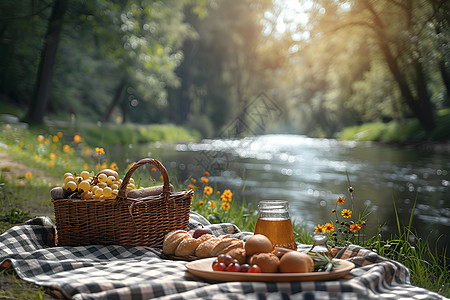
[254,200,297,250]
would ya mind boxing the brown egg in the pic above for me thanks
[244,234,273,256]
[279,251,314,273]
[249,253,280,273]
[227,247,247,265]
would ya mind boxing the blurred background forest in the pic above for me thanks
[1,0,449,141]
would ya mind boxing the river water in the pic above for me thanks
[110,134,449,251]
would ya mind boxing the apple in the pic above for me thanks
[193,227,214,238]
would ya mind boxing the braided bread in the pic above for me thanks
[162,230,244,258]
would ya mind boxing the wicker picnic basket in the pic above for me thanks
[52,158,193,247]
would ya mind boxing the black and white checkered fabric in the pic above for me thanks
[0,213,446,300]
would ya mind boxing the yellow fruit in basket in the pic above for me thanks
[107,176,116,185]
[95,188,103,197]
[65,181,77,191]
[103,187,113,198]
[110,183,119,190]
[64,176,75,184]
[92,185,99,193]
[78,180,91,192]
[98,173,107,183]
[64,172,73,179]
[112,189,119,196]
[97,182,107,188]
[127,183,135,190]
[129,178,135,184]
[80,170,90,180]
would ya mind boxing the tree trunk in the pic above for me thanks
[25,0,68,124]
[102,79,126,123]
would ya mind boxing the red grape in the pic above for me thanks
[248,265,262,273]
[240,264,251,272]
[217,254,233,265]
[226,262,241,272]
[212,262,227,271]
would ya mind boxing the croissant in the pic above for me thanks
[162,230,244,258]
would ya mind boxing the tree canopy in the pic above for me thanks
[0,0,448,138]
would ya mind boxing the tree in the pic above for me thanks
[25,0,68,124]
[298,0,450,134]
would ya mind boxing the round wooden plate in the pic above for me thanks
[186,258,355,282]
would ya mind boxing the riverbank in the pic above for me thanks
[334,108,450,152]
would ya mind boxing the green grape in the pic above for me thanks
[95,188,103,197]
[80,170,90,180]
[98,173,107,183]
[103,187,113,198]
[65,180,77,191]
[97,182,107,188]
[107,176,116,185]
[64,172,73,179]
[64,176,75,184]
[78,180,91,192]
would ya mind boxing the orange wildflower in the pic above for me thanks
[337,197,345,204]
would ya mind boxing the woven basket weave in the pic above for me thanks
[52,158,193,247]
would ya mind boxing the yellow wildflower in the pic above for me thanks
[191,178,197,183]
[341,209,352,218]
[48,161,55,168]
[337,197,345,204]
[25,172,32,179]
[323,222,335,233]
[37,135,44,143]
[188,184,197,191]
[209,200,216,209]
[201,177,208,183]
[52,136,59,143]
[204,186,213,196]
[198,200,204,206]
[73,134,82,143]
[63,145,70,152]
[222,202,231,210]
[110,162,118,171]
[95,147,105,155]
[350,224,362,232]
[49,153,56,160]
[57,132,63,138]
[314,224,324,233]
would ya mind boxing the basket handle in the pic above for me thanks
[116,158,171,200]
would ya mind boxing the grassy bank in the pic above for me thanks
[336,108,450,143]
[0,121,449,298]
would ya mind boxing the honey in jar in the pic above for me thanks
[254,200,297,250]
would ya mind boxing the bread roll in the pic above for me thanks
[195,237,221,258]
[162,230,190,255]
[211,239,244,257]
[175,236,202,257]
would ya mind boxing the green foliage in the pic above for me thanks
[361,199,450,297]
[0,208,31,224]
[336,109,450,142]
[81,123,200,146]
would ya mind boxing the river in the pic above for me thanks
[110,134,449,252]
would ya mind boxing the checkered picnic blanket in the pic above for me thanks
[0,213,446,300]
